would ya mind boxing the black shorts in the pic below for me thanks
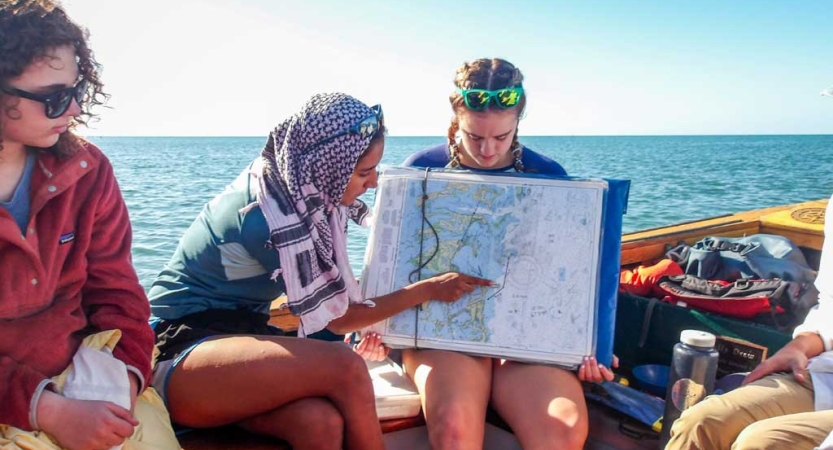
[151,308,344,406]
[153,308,284,364]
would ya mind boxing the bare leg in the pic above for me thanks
[238,397,343,450]
[166,335,383,450]
[491,360,587,450]
[403,349,491,450]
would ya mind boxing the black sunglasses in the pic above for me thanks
[0,79,88,119]
[306,104,384,151]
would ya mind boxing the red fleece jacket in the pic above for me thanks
[0,142,154,430]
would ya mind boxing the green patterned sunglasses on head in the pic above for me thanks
[456,86,524,111]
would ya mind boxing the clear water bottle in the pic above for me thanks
[658,330,719,449]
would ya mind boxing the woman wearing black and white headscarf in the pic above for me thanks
[146,93,490,449]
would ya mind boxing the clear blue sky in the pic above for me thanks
[64,0,833,136]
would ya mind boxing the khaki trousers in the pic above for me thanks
[665,372,833,450]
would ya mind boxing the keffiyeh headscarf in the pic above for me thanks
[258,93,377,337]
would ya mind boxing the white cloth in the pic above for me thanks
[795,194,833,352]
[810,353,833,411]
[62,346,131,450]
[794,194,833,412]
[818,429,833,450]
[256,93,379,338]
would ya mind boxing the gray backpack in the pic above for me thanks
[667,234,819,325]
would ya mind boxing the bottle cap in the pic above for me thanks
[680,330,716,348]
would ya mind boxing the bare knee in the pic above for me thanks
[524,406,587,450]
[554,416,587,450]
[427,404,480,449]
[334,344,371,378]
[290,408,343,450]
[279,399,345,450]
[328,345,374,397]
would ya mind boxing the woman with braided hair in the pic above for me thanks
[404,58,567,174]
[147,92,491,450]
[401,57,614,450]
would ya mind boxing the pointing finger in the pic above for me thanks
[468,276,494,286]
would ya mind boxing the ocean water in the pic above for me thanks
[89,135,833,291]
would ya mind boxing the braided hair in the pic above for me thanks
[447,58,526,172]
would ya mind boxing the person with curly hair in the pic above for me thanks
[0,1,178,449]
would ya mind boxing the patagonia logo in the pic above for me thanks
[59,232,75,244]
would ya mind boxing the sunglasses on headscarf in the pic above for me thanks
[308,104,384,150]
[1,79,88,119]
[457,86,524,111]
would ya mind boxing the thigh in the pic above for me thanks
[238,397,344,450]
[166,334,364,427]
[402,349,492,422]
[491,360,587,449]
[667,372,814,450]
[733,410,833,450]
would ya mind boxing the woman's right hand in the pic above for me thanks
[37,391,137,450]
[351,332,391,362]
[423,272,494,302]
[578,354,619,383]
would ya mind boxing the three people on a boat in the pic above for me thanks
[3,1,832,448]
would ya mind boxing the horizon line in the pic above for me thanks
[83,133,833,139]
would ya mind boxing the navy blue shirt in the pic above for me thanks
[0,152,36,234]
[403,143,568,176]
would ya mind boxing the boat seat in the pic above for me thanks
[178,402,658,450]
[383,423,522,450]
[178,426,289,450]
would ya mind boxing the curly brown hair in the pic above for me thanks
[0,0,107,157]
[447,58,527,171]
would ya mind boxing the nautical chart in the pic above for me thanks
[360,168,608,366]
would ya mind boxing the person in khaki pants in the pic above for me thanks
[665,191,833,450]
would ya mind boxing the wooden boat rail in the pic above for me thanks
[621,199,826,266]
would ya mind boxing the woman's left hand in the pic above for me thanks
[578,354,619,383]
[351,332,391,362]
